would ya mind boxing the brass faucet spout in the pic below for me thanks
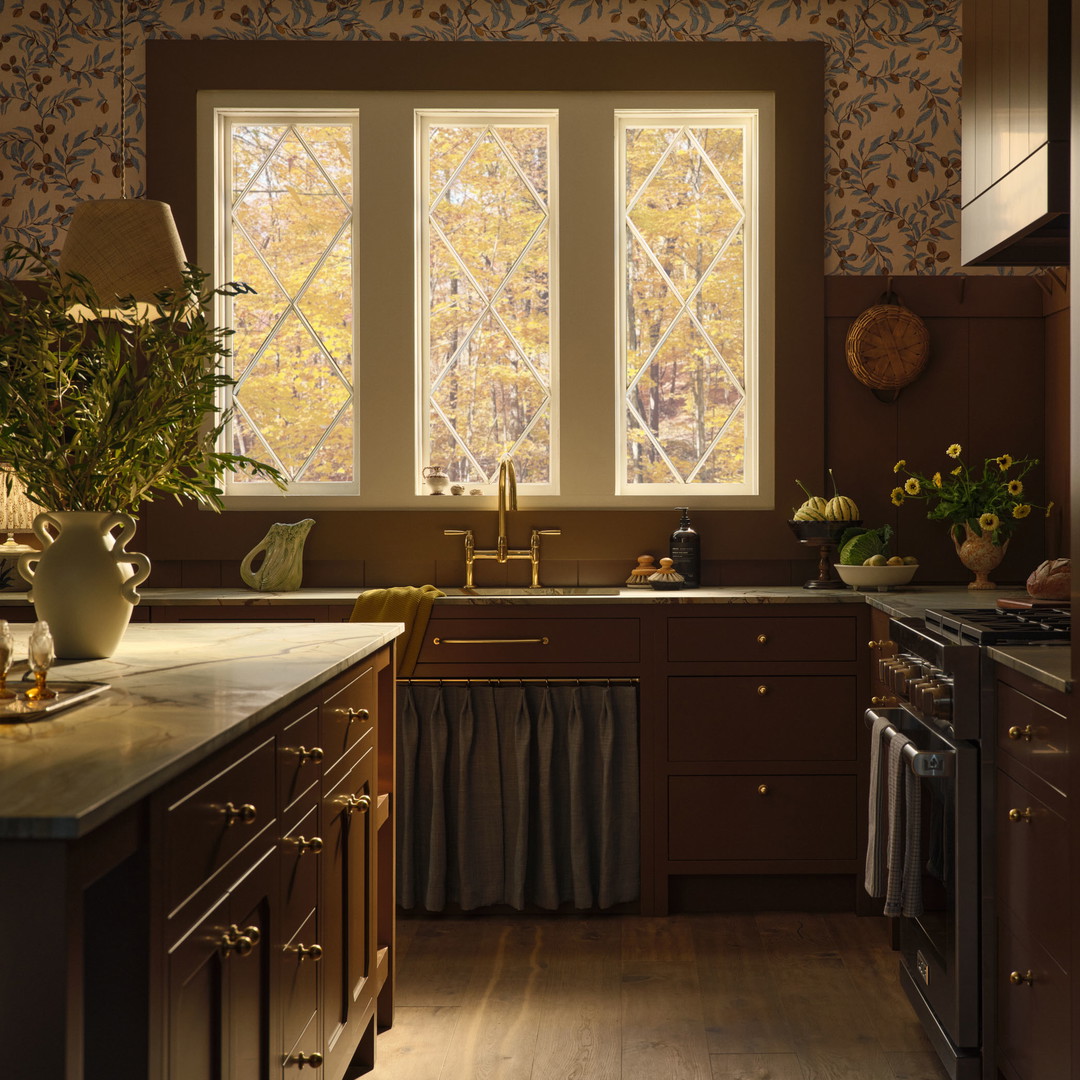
[496,454,517,561]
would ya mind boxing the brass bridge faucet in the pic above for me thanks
[444,454,561,588]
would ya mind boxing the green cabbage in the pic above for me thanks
[839,525,893,565]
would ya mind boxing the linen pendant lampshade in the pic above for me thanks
[58,198,188,318]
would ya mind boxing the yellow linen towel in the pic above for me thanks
[349,584,444,676]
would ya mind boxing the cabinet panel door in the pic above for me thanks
[996,771,1069,960]
[321,667,376,770]
[667,676,857,761]
[166,846,277,1080]
[997,919,1071,1080]
[996,681,1069,798]
[321,744,376,1077]
[668,775,857,861]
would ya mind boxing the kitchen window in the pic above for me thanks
[204,91,771,507]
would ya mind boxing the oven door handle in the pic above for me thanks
[864,707,956,778]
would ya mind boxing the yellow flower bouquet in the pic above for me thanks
[890,444,1051,546]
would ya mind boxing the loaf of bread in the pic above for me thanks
[1026,558,1071,600]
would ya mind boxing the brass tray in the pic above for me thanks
[0,681,110,722]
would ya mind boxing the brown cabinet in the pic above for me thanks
[961,0,1070,265]
[993,667,1072,1080]
[152,645,395,1080]
[659,605,869,912]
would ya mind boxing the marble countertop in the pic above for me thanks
[0,621,401,841]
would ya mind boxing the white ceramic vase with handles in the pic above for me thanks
[18,511,151,659]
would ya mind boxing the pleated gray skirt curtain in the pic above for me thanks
[397,681,639,912]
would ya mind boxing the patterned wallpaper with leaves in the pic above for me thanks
[0,0,961,274]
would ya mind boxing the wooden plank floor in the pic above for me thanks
[372,912,949,1080]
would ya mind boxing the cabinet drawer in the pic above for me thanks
[281,908,321,1060]
[415,617,639,665]
[321,666,376,768]
[997,920,1071,1080]
[668,774,857,861]
[279,704,323,813]
[667,676,857,761]
[997,682,1069,798]
[997,771,1069,960]
[163,736,276,916]
[281,804,321,936]
[668,616,857,663]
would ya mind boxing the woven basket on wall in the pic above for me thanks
[845,294,930,397]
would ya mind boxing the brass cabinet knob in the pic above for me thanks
[757,784,769,796]
[871,696,897,706]
[341,793,372,815]
[756,685,768,696]
[756,634,768,645]
[1008,807,1034,823]
[221,923,261,958]
[297,745,325,764]
[293,1051,324,1069]
[1007,725,1035,742]
[222,801,257,827]
[293,942,323,961]
[290,835,324,855]
[336,706,369,723]
[1009,970,1034,986]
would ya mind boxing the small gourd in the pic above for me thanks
[824,469,860,521]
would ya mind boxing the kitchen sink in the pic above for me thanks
[439,586,622,596]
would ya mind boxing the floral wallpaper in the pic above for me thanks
[0,0,962,274]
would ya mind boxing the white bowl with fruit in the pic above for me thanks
[834,557,919,591]
[833,524,918,590]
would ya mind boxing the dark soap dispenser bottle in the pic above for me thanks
[669,506,700,588]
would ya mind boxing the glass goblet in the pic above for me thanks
[0,620,14,700]
[25,620,56,702]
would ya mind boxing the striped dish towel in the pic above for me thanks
[863,714,892,899]
[883,731,924,918]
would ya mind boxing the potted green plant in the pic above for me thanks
[0,242,284,656]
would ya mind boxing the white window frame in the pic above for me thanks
[198,90,775,510]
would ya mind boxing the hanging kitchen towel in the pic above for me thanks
[349,584,445,676]
[864,713,892,898]
[883,730,924,918]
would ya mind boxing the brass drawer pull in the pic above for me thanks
[1008,807,1034,823]
[292,1051,324,1069]
[1007,725,1035,742]
[1009,970,1034,986]
[296,745,324,764]
[289,835,324,855]
[221,923,261,958]
[757,784,769,796]
[335,707,369,723]
[871,695,897,706]
[222,801,257,827]
[340,793,372,815]
[868,639,895,649]
[433,636,550,645]
[756,685,768,696]
[291,942,324,961]
[756,634,768,645]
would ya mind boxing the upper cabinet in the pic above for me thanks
[961,0,1071,265]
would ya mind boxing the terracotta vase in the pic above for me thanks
[17,511,151,658]
[952,523,1008,590]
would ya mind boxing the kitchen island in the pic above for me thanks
[0,621,401,1080]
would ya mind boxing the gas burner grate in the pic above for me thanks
[924,606,1071,645]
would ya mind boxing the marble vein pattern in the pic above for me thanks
[0,622,401,840]
[0,1,964,275]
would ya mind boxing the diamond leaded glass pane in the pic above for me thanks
[623,121,749,487]
[228,120,354,484]
[424,118,552,485]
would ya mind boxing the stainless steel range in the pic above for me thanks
[865,603,1070,1080]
